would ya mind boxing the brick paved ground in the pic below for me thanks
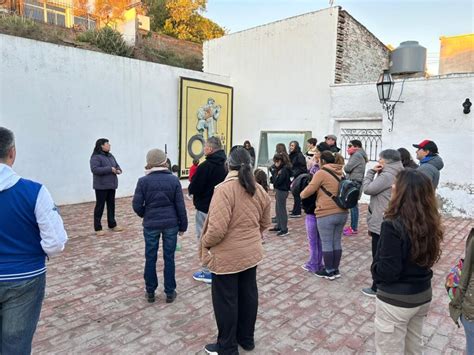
[33,193,473,354]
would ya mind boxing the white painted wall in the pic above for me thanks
[0,34,230,205]
[203,7,339,152]
[331,74,474,217]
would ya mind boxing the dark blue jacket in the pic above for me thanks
[132,170,188,232]
[90,152,121,190]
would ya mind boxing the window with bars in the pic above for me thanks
[339,129,382,162]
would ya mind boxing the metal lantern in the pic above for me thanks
[376,70,394,103]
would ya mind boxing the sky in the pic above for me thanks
[205,0,474,74]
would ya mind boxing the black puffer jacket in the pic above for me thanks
[188,150,227,213]
[289,150,307,178]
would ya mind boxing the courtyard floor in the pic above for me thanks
[33,194,473,354]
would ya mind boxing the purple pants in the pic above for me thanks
[304,214,324,272]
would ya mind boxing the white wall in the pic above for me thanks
[203,7,339,152]
[0,34,230,205]
[331,74,474,217]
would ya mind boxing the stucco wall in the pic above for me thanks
[0,34,230,205]
[203,7,340,153]
[331,74,474,217]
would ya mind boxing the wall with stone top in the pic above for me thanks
[0,34,229,205]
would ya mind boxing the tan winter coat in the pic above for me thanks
[300,163,347,218]
[199,171,272,274]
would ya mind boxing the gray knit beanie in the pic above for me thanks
[146,149,167,168]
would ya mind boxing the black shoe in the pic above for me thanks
[277,230,289,237]
[166,291,177,303]
[268,226,280,232]
[334,269,341,279]
[146,292,155,303]
[289,214,302,218]
[314,269,335,281]
[239,342,255,351]
[204,343,219,355]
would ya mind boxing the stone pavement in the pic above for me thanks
[33,193,473,354]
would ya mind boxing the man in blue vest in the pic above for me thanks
[0,127,68,354]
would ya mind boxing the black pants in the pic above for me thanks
[371,231,380,291]
[211,266,258,355]
[94,189,117,231]
[291,189,302,215]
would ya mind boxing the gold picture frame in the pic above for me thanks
[179,77,233,178]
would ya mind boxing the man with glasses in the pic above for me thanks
[413,140,444,189]
[188,137,227,284]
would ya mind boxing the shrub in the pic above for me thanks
[77,27,133,57]
[0,13,39,37]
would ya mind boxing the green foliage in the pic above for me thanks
[144,0,225,43]
[77,27,133,57]
[142,0,169,32]
[0,13,39,37]
[142,45,202,71]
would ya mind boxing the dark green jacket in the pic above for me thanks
[450,228,474,326]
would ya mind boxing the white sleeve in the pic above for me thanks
[34,186,68,257]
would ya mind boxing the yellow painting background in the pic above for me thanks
[179,78,233,178]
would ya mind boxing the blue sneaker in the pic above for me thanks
[193,270,212,283]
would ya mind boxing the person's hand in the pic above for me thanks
[178,231,184,236]
[111,167,117,174]
[372,164,383,173]
[116,169,122,175]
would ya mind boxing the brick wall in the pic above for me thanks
[335,10,389,84]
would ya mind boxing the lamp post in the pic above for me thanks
[376,70,404,132]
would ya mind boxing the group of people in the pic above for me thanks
[1,124,473,355]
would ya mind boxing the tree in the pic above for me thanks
[142,0,168,32]
[93,0,131,25]
[161,0,225,43]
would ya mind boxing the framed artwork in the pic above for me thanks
[179,77,233,178]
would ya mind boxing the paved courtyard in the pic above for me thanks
[33,193,473,354]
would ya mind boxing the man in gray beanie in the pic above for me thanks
[132,149,188,304]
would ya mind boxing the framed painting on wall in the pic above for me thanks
[179,77,233,178]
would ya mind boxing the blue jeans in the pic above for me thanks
[350,204,359,231]
[0,273,46,354]
[461,315,474,354]
[143,227,178,296]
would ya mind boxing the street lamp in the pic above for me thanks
[376,70,404,132]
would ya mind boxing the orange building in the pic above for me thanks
[439,33,474,75]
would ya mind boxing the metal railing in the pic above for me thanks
[339,128,382,162]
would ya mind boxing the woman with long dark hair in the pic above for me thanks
[269,152,292,236]
[243,140,256,167]
[372,169,443,354]
[288,140,307,217]
[397,147,418,169]
[200,147,271,354]
[90,138,123,236]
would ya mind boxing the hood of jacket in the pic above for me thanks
[357,149,368,162]
[421,155,444,171]
[322,163,344,175]
[206,149,227,165]
[0,164,20,192]
[382,161,404,177]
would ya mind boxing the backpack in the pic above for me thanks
[291,173,315,214]
[446,258,464,300]
[320,168,360,209]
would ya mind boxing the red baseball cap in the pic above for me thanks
[412,140,438,154]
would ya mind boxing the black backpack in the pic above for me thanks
[320,168,360,209]
[290,173,315,215]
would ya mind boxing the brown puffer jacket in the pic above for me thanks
[199,171,272,274]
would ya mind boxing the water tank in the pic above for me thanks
[389,41,427,75]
